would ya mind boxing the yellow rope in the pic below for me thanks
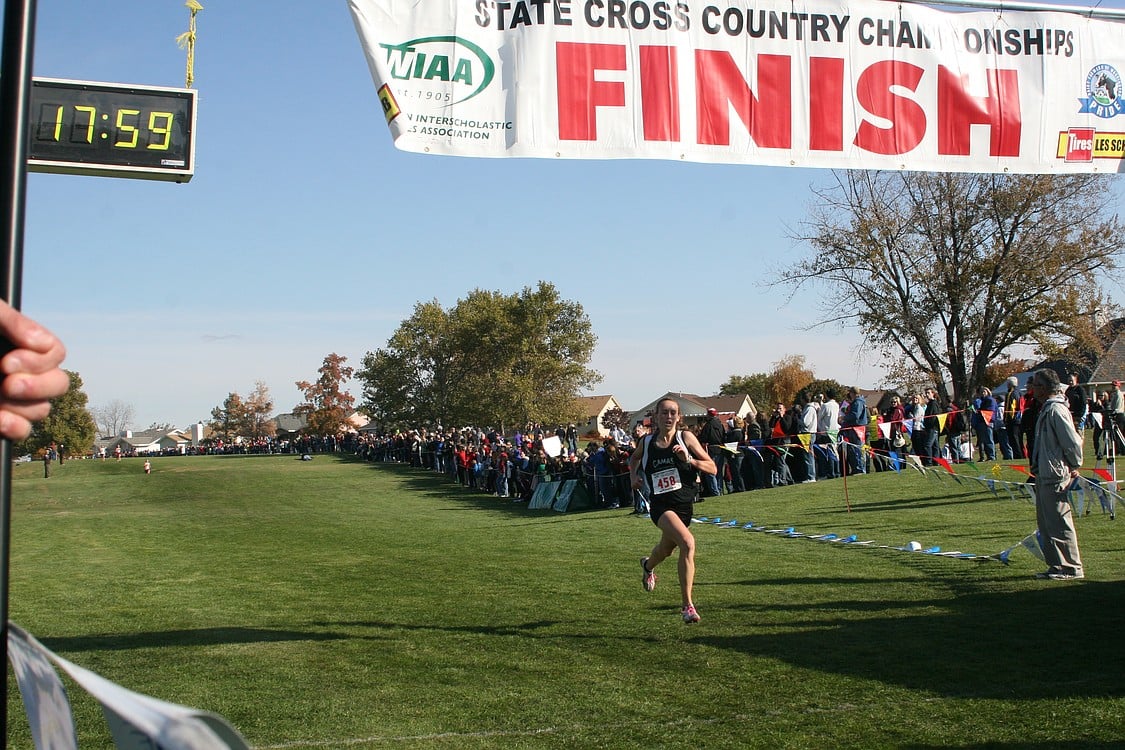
[175,1,203,88]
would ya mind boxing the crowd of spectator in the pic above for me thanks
[342,377,1124,509]
[79,378,1123,507]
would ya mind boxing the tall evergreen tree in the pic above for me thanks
[20,370,96,457]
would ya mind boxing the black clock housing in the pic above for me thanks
[28,78,197,182]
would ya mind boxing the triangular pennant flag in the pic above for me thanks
[771,422,786,439]
[797,433,812,451]
[888,451,902,473]
[1100,484,1117,516]
[937,413,948,432]
[1090,483,1108,514]
[979,409,993,425]
[903,418,915,433]
[1008,464,1030,475]
[1020,532,1046,562]
[1070,486,1085,516]
[964,459,979,471]
[1022,483,1036,500]
[934,457,955,474]
[1093,468,1113,482]
[878,422,892,441]
[1090,412,1104,428]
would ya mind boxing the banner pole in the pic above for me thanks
[0,0,38,743]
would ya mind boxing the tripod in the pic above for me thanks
[1093,414,1122,520]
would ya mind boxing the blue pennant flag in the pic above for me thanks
[1071,484,1086,516]
[1095,483,1113,514]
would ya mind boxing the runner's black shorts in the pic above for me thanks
[649,497,693,527]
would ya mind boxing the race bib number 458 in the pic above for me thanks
[651,467,682,495]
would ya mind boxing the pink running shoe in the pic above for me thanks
[641,557,656,592]
[681,605,701,624]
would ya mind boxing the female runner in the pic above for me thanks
[629,397,717,623]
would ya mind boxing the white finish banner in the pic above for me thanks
[347,0,1125,172]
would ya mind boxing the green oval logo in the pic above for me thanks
[380,36,495,105]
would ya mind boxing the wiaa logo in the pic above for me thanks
[380,36,495,106]
[1079,64,1125,119]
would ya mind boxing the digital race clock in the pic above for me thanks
[27,78,197,183]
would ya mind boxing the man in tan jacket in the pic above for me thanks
[1029,369,1085,581]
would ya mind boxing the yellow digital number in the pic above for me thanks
[147,111,173,150]
[74,105,96,143]
[115,109,140,148]
[49,105,63,141]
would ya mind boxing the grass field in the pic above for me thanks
[6,452,1124,749]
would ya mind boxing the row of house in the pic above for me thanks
[94,412,371,457]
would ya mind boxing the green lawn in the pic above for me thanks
[6,452,1123,749]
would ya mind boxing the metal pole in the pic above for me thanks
[901,0,1125,21]
[0,0,38,742]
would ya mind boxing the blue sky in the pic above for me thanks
[19,0,1123,430]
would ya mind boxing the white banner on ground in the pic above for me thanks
[8,623,250,750]
[348,0,1125,173]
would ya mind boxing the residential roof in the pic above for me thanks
[575,395,616,416]
[628,392,757,421]
[274,413,308,433]
[1088,318,1125,385]
[1032,316,1125,386]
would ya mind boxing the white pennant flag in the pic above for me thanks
[1020,532,1046,562]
